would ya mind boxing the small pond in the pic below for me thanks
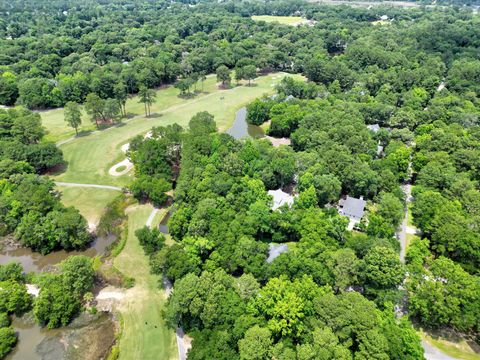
[226,107,265,140]
[0,234,116,273]
[6,313,115,360]
[159,210,172,234]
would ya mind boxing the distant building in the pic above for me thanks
[380,15,389,21]
[266,243,289,263]
[339,196,366,230]
[367,124,381,132]
[376,145,384,156]
[268,189,295,210]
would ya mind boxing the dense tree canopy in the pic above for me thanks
[1,0,480,356]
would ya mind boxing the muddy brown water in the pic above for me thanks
[159,210,172,234]
[6,313,116,360]
[1,235,117,359]
[0,234,116,273]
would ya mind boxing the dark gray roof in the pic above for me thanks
[339,196,366,220]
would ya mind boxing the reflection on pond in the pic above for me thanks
[226,107,264,140]
[0,234,116,273]
[6,313,115,360]
[159,211,171,234]
[6,316,58,360]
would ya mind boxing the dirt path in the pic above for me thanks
[54,181,122,191]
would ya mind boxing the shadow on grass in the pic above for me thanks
[76,130,94,137]
[177,92,198,100]
[125,112,139,119]
[147,113,163,119]
[45,161,68,176]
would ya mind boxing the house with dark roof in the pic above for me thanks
[338,196,366,229]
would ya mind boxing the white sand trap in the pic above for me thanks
[96,287,126,300]
[109,158,133,176]
[109,132,153,177]
[121,143,130,153]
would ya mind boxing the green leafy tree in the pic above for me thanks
[362,246,405,289]
[60,255,94,297]
[103,98,121,122]
[84,93,105,128]
[113,82,128,116]
[216,65,231,87]
[64,101,82,135]
[189,111,216,135]
[0,281,31,315]
[138,86,156,116]
[0,72,19,106]
[297,327,350,360]
[135,226,166,255]
[0,327,17,359]
[377,192,404,228]
[246,99,274,126]
[243,65,257,86]
[0,263,24,282]
[34,276,81,329]
[238,325,273,360]
[407,257,480,331]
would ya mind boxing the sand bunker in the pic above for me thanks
[109,132,152,177]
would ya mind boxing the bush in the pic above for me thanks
[246,99,275,125]
[0,281,31,315]
[0,326,17,358]
[135,226,165,255]
[98,195,131,236]
[0,313,10,328]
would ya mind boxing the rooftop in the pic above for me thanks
[339,195,366,221]
[367,124,381,132]
[266,243,289,263]
[268,189,295,210]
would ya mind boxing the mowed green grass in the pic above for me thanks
[52,73,302,187]
[420,330,480,360]
[251,15,307,25]
[115,204,177,360]
[56,186,120,227]
[40,75,219,143]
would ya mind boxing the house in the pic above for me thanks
[268,189,295,210]
[376,145,384,156]
[367,124,381,133]
[338,196,366,229]
[266,243,289,263]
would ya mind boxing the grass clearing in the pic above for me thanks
[39,108,96,143]
[251,15,307,25]
[419,330,480,360]
[114,204,177,360]
[52,73,302,187]
[40,75,220,143]
[57,186,119,228]
[406,233,419,250]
